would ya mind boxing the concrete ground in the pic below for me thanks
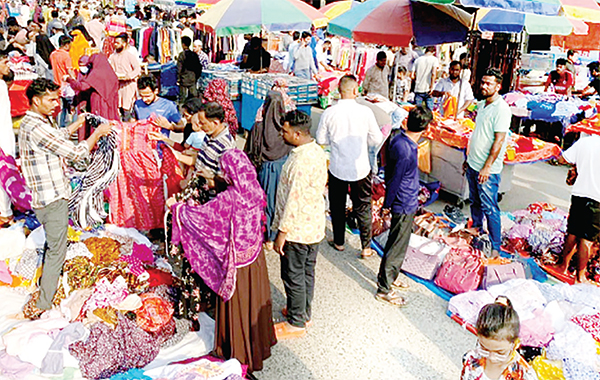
[255,161,570,380]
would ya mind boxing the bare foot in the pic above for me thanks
[360,248,375,259]
[264,241,274,251]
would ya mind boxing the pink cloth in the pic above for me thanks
[0,147,32,211]
[572,313,600,342]
[171,149,266,301]
[108,121,165,230]
[82,276,129,314]
[520,310,554,347]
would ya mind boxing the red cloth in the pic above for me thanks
[203,79,238,137]
[146,268,174,287]
[160,144,183,197]
[552,23,600,50]
[571,313,600,342]
[8,80,31,117]
[107,120,165,230]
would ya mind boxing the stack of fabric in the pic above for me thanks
[503,91,595,127]
[448,279,600,380]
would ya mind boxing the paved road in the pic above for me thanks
[255,161,570,380]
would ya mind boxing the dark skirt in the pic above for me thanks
[214,250,277,373]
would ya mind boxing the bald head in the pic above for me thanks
[339,75,358,99]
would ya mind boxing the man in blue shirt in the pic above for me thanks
[134,75,185,136]
[375,105,433,307]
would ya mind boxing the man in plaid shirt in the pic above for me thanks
[19,78,112,315]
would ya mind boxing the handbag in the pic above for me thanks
[401,235,450,280]
[434,246,483,294]
[482,261,526,289]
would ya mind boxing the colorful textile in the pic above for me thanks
[108,121,166,230]
[69,314,160,380]
[567,113,600,136]
[159,144,184,198]
[571,313,600,342]
[203,79,238,137]
[0,147,32,211]
[82,276,129,314]
[84,237,122,265]
[136,292,174,332]
[460,350,539,380]
[171,149,265,301]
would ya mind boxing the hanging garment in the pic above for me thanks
[69,129,119,228]
[204,79,238,137]
[108,120,165,230]
[0,147,32,211]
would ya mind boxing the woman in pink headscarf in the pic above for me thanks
[169,149,276,374]
[67,53,120,121]
[203,78,239,137]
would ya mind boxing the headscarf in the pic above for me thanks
[171,149,266,301]
[255,78,295,123]
[203,79,238,137]
[69,29,90,70]
[74,53,120,120]
[35,34,55,66]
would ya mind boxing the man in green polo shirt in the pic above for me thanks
[463,68,510,257]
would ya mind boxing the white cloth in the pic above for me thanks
[562,134,600,203]
[412,54,439,93]
[0,225,26,260]
[434,77,474,117]
[316,99,383,181]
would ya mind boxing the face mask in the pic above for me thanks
[80,66,89,74]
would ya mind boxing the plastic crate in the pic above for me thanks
[241,73,318,105]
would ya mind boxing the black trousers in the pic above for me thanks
[328,171,372,249]
[280,241,319,328]
[377,212,415,294]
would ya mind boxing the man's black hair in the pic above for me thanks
[137,75,158,91]
[282,110,311,133]
[406,105,433,133]
[26,78,60,102]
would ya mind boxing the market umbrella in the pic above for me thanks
[196,0,220,9]
[459,0,562,16]
[197,0,328,36]
[559,0,600,22]
[327,0,472,47]
[319,1,359,19]
[477,9,575,35]
[175,0,196,6]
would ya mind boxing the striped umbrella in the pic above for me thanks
[477,9,575,35]
[196,0,221,10]
[328,0,472,47]
[197,0,328,36]
[175,0,196,6]
[319,1,360,19]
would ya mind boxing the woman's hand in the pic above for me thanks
[148,131,166,142]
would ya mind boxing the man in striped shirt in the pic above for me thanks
[193,102,236,176]
[19,78,112,315]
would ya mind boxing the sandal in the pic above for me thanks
[391,277,410,290]
[328,240,345,252]
[375,291,407,307]
[274,321,307,340]
[360,248,375,259]
[281,307,313,327]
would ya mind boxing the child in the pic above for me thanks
[461,297,538,380]
[394,65,411,103]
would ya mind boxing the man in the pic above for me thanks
[49,25,65,49]
[286,31,300,72]
[411,46,439,109]
[19,78,112,315]
[134,75,184,135]
[46,10,64,36]
[66,8,85,31]
[553,134,600,284]
[566,49,577,74]
[460,53,471,82]
[109,32,141,120]
[363,51,391,98]
[290,32,316,80]
[49,35,73,127]
[316,75,383,258]
[581,61,600,97]
[0,52,14,225]
[177,36,202,104]
[544,58,574,96]
[376,106,433,306]
[396,46,419,72]
[431,60,475,118]
[85,13,105,49]
[193,40,210,71]
[272,110,327,339]
[192,102,236,176]
[463,68,511,257]
[240,37,271,73]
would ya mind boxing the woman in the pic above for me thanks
[203,78,238,137]
[67,54,120,124]
[169,149,276,373]
[69,28,90,70]
[245,78,296,248]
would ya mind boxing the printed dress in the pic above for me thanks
[461,350,539,380]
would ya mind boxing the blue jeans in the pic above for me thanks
[465,165,502,252]
[257,155,288,242]
[58,97,73,128]
[414,92,434,110]
[294,68,311,79]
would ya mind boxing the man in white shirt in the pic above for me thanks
[554,134,600,284]
[286,31,300,72]
[363,51,391,99]
[316,75,384,258]
[396,46,419,72]
[411,46,439,110]
[431,60,474,118]
[0,52,14,225]
[291,32,317,80]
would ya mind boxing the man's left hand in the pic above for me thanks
[152,116,172,130]
[274,231,287,256]
[478,166,491,184]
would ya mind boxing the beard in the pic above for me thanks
[449,74,459,81]
[116,46,124,53]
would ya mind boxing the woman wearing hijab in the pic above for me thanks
[245,78,296,249]
[169,149,276,374]
[203,78,238,137]
[69,28,90,70]
[67,54,119,124]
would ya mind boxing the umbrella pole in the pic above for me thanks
[467,9,477,84]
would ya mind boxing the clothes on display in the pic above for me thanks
[136,24,183,64]
[504,91,595,127]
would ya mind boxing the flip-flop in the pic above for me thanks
[391,278,410,290]
[375,291,407,307]
[274,321,307,340]
[328,240,345,252]
[360,248,375,259]
[281,307,313,327]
